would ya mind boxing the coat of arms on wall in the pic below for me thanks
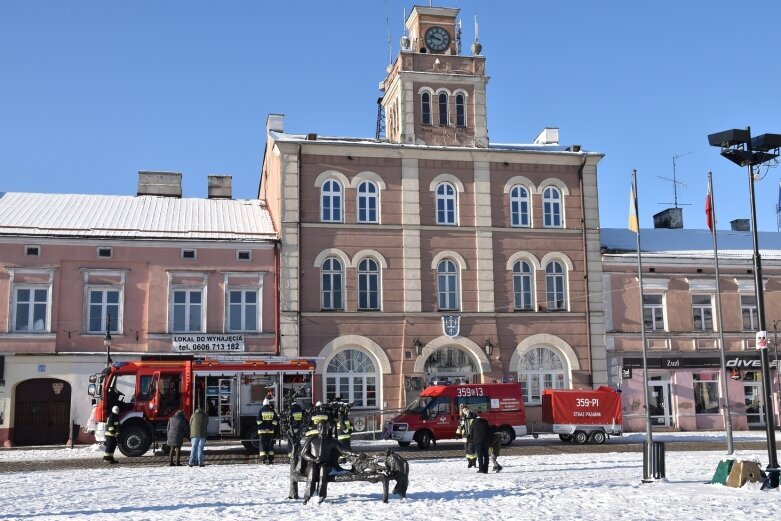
[441,315,460,338]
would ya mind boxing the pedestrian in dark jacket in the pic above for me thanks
[469,415,491,474]
[189,407,208,467]
[257,398,279,464]
[166,410,188,466]
[103,405,120,464]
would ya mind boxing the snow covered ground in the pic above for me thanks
[1,434,780,520]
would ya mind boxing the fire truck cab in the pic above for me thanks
[88,358,315,456]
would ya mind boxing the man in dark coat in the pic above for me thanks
[257,398,279,464]
[469,415,491,474]
[103,405,120,464]
[299,418,358,504]
[456,404,477,468]
[166,410,188,466]
[189,407,208,467]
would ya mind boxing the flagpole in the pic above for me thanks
[708,172,735,455]
[632,170,655,481]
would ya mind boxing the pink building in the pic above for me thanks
[602,225,781,431]
[260,6,606,434]
[0,173,278,446]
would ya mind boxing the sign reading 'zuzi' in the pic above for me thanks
[171,334,245,353]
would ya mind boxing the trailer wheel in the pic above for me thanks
[118,424,152,457]
[397,441,411,447]
[590,430,607,445]
[498,426,516,446]
[532,434,539,439]
[415,430,433,450]
[241,428,260,454]
[559,434,573,443]
[573,431,589,444]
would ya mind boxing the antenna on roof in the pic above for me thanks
[384,0,392,65]
[657,152,692,207]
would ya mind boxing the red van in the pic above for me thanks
[390,383,527,449]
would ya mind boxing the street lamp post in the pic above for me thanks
[708,127,781,489]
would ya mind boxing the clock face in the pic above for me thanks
[424,26,450,52]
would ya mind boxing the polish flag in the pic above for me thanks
[705,185,714,232]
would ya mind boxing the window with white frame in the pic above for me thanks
[438,92,448,125]
[518,347,567,404]
[692,295,713,331]
[227,289,259,332]
[87,288,120,334]
[421,92,432,125]
[513,260,534,310]
[13,286,49,332]
[321,179,343,222]
[357,180,379,223]
[435,182,457,225]
[172,289,204,332]
[510,185,530,227]
[455,93,466,126]
[741,295,758,331]
[542,186,563,228]
[357,258,380,310]
[643,294,665,331]
[545,261,567,310]
[693,372,720,414]
[321,257,344,310]
[325,349,378,408]
[437,259,459,310]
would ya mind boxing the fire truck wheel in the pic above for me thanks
[498,426,515,446]
[573,431,589,444]
[415,430,433,450]
[241,428,260,454]
[397,441,411,447]
[558,434,573,443]
[590,431,607,445]
[118,425,152,457]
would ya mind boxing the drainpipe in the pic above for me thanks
[577,155,594,387]
[274,240,280,356]
[296,145,303,360]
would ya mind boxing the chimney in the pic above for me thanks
[653,208,683,229]
[533,127,559,145]
[267,114,284,133]
[731,218,750,231]
[207,175,232,199]
[137,171,182,198]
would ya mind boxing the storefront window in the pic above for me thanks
[693,372,720,414]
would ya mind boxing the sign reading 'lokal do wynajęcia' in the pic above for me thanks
[171,334,245,353]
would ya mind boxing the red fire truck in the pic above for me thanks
[537,386,623,444]
[87,357,315,456]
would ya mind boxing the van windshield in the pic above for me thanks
[404,396,431,413]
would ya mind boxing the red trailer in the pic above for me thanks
[537,386,623,444]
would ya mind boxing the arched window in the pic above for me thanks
[325,349,378,407]
[357,180,379,223]
[357,258,380,310]
[423,347,478,386]
[513,260,534,310]
[438,92,448,125]
[545,261,567,310]
[321,257,344,310]
[510,185,530,227]
[436,182,457,225]
[518,347,567,404]
[455,93,466,126]
[321,179,343,223]
[542,186,562,228]
[437,259,459,310]
[421,92,431,125]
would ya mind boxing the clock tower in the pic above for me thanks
[380,5,488,148]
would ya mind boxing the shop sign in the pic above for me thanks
[622,355,762,370]
[171,334,245,353]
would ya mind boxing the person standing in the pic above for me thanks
[335,404,353,449]
[189,406,208,467]
[469,415,491,474]
[257,398,279,464]
[490,428,503,472]
[166,410,188,466]
[103,405,120,464]
[456,404,477,468]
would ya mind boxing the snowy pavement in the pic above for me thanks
[1,434,780,520]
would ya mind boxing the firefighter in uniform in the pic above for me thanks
[257,398,279,464]
[335,403,353,449]
[456,404,477,468]
[103,405,120,464]
[288,401,305,442]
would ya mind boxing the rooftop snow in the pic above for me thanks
[601,228,781,258]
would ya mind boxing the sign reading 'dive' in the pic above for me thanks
[172,334,245,353]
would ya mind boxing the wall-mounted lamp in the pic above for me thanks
[484,338,494,356]
[413,337,423,356]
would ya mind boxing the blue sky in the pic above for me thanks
[2,1,781,230]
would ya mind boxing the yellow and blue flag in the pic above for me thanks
[628,180,639,233]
